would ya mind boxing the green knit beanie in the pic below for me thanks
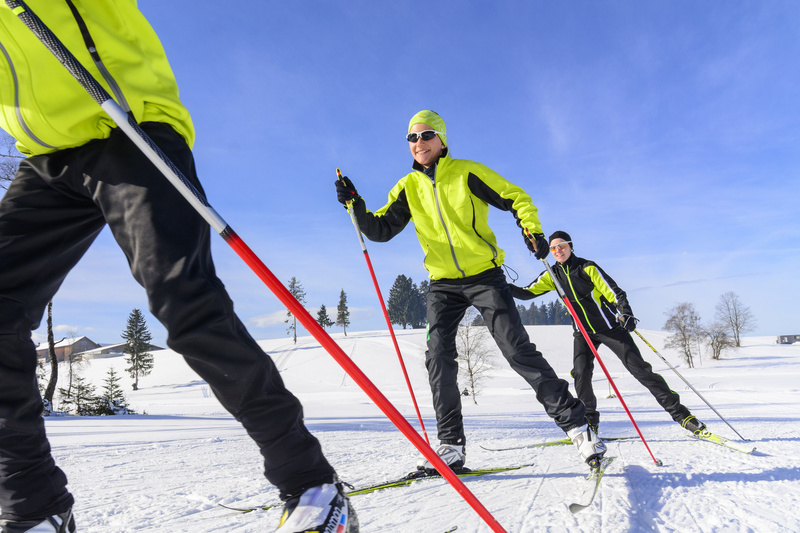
[408,110,447,147]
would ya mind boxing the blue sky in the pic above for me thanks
[30,1,800,348]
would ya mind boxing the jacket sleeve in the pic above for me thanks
[520,270,555,298]
[584,263,633,316]
[351,184,412,242]
[466,165,542,234]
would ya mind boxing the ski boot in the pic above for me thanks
[0,507,75,533]
[567,424,607,468]
[416,443,465,472]
[275,483,358,533]
[680,415,707,435]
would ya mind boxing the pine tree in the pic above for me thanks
[285,277,307,344]
[336,289,350,336]
[316,304,334,330]
[412,280,429,329]
[60,375,100,416]
[122,308,154,391]
[388,274,418,329]
[96,367,131,415]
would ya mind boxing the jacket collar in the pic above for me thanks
[557,253,579,271]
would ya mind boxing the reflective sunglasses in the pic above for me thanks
[549,241,572,252]
[406,130,442,143]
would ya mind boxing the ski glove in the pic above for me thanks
[523,230,550,260]
[619,314,637,332]
[335,176,359,205]
[509,284,535,301]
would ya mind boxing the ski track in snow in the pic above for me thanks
[32,328,800,532]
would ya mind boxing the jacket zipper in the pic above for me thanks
[430,167,466,278]
[65,0,131,113]
[561,263,597,334]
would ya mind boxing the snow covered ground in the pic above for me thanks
[41,326,800,532]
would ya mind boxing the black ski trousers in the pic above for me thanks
[425,267,586,446]
[573,327,690,427]
[0,123,333,521]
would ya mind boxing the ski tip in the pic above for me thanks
[569,502,589,514]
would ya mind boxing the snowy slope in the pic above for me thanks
[41,327,800,532]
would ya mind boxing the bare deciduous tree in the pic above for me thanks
[704,321,733,360]
[714,291,756,348]
[663,302,702,368]
[456,307,494,404]
[42,301,60,414]
[1,132,22,189]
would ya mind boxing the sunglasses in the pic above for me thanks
[406,130,442,143]
[549,241,572,252]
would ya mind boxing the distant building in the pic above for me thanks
[777,335,800,345]
[35,336,101,362]
[36,337,163,362]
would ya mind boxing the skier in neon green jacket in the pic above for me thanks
[0,2,356,531]
[336,110,605,472]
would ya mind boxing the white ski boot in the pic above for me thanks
[0,508,75,533]
[567,424,607,467]
[416,443,465,472]
[275,483,358,533]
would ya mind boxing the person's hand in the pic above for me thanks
[523,231,549,260]
[619,314,637,332]
[335,176,359,205]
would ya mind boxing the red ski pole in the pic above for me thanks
[336,168,430,445]
[8,2,507,529]
[526,232,662,466]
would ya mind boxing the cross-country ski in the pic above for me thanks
[568,456,616,514]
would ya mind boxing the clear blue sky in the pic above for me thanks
[33,1,800,348]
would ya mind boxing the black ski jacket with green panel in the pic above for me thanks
[517,254,633,335]
[349,151,543,280]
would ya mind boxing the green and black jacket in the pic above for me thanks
[516,254,633,335]
[350,151,543,280]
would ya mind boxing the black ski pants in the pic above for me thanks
[425,267,586,446]
[0,123,333,521]
[573,327,690,427]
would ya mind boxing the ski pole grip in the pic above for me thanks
[7,0,111,105]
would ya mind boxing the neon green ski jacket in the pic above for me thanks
[352,151,543,280]
[0,0,193,156]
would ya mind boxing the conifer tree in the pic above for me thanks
[97,367,131,415]
[388,274,419,329]
[336,289,350,336]
[316,304,334,330]
[122,308,154,390]
[59,375,99,416]
[285,277,307,344]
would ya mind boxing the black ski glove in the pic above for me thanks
[509,283,535,301]
[523,230,550,260]
[335,176,359,205]
[619,314,637,332]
